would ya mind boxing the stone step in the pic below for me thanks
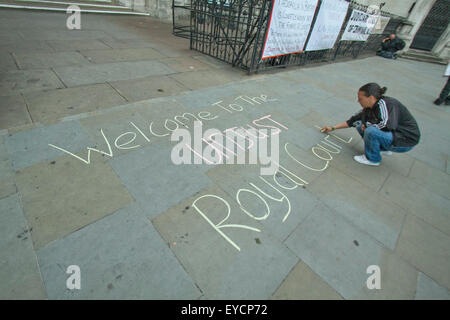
[0,0,150,15]
[399,50,446,65]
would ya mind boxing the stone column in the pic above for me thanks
[432,23,450,60]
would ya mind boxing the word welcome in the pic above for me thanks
[48,94,276,165]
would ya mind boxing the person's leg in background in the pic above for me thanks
[376,50,394,59]
[434,77,450,105]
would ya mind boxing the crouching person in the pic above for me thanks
[321,83,421,166]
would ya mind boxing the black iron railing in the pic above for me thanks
[173,0,406,74]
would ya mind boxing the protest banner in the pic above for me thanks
[262,0,318,59]
[306,0,349,51]
[341,9,377,42]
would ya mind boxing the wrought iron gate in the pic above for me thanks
[173,0,405,74]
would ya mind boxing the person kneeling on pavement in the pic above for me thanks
[321,83,421,166]
[376,34,405,59]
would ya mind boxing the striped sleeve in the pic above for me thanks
[374,99,389,129]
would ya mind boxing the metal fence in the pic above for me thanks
[173,0,193,39]
[173,0,406,74]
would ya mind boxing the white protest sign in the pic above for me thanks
[262,0,318,59]
[341,9,377,41]
[372,16,391,34]
[306,0,349,51]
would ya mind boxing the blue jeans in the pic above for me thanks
[356,124,413,162]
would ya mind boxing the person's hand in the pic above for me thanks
[361,124,366,131]
[320,126,333,133]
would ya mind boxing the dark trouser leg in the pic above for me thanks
[438,77,450,102]
[377,50,394,59]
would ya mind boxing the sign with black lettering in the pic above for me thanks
[306,0,349,51]
[341,9,377,42]
[262,0,319,59]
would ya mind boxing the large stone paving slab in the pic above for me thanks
[271,260,343,300]
[294,68,359,103]
[109,75,189,102]
[24,83,127,125]
[315,96,363,121]
[415,273,450,300]
[276,136,331,185]
[379,172,450,236]
[0,69,64,96]
[78,100,169,158]
[298,110,361,148]
[206,163,320,245]
[13,52,90,70]
[191,55,231,69]
[15,154,134,249]
[109,140,213,219]
[0,135,16,199]
[80,97,208,152]
[407,159,450,200]
[353,248,418,300]
[37,203,201,299]
[53,60,177,87]
[372,143,415,177]
[306,168,406,250]
[46,39,111,52]
[0,40,55,54]
[79,48,165,63]
[19,29,112,41]
[328,143,391,192]
[0,31,24,42]
[396,214,450,290]
[407,133,448,172]
[0,53,18,72]
[226,77,299,102]
[5,120,93,169]
[412,108,450,146]
[97,38,158,49]
[173,83,240,110]
[285,202,417,299]
[152,185,298,299]
[169,69,245,90]
[0,95,31,131]
[0,194,47,299]
[158,57,213,73]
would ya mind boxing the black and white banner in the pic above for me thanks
[262,0,318,59]
[306,0,349,51]
[341,9,377,42]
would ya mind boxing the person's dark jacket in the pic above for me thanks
[381,37,405,53]
[346,96,421,147]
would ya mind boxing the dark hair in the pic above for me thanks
[359,83,387,99]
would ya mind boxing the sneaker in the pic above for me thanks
[353,154,380,166]
[380,151,393,156]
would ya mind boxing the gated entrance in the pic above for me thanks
[173,0,405,74]
[410,0,450,51]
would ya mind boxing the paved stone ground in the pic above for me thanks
[1,8,450,300]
